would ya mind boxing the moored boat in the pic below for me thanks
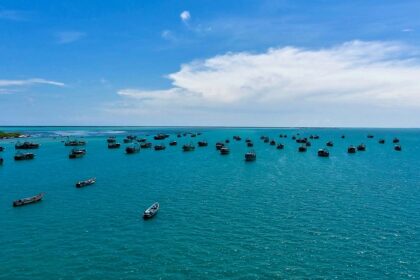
[15,141,39,149]
[357,144,366,151]
[326,141,333,147]
[215,142,224,150]
[13,193,44,207]
[317,148,329,157]
[348,146,357,153]
[107,136,117,144]
[198,141,208,147]
[247,142,254,147]
[270,140,276,146]
[393,138,400,143]
[108,142,121,149]
[76,178,96,188]
[394,145,402,151]
[140,142,152,149]
[0,146,4,152]
[298,145,307,152]
[69,148,86,159]
[378,139,385,144]
[154,144,166,151]
[154,134,169,140]
[244,151,256,161]
[64,139,86,146]
[220,146,230,155]
[126,144,140,154]
[143,202,159,219]
[169,141,177,146]
[182,143,195,152]
[14,152,35,160]
[277,143,284,149]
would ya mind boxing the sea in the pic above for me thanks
[0,127,419,279]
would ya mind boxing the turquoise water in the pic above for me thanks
[0,127,419,279]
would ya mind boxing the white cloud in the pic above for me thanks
[0,78,65,95]
[402,28,414,32]
[180,10,191,23]
[55,31,86,44]
[111,41,420,127]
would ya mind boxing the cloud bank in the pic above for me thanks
[113,41,420,127]
[180,11,191,23]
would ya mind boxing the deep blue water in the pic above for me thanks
[0,127,419,279]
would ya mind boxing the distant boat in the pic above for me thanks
[198,141,208,147]
[348,146,357,153]
[247,142,254,147]
[298,145,307,152]
[69,148,86,159]
[215,142,224,150]
[233,136,241,141]
[317,148,329,157]
[123,138,132,144]
[108,143,121,149]
[341,135,345,139]
[182,143,195,152]
[140,142,152,149]
[394,145,402,151]
[367,134,374,139]
[76,178,96,188]
[13,193,44,207]
[305,141,311,147]
[154,134,169,140]
[0,157,3,165]
[154,144,166,151]
[244,151,256,161]
[14,152,35,160]
[0,146,4,152]
[220,146,230,155]
[64,139,86,146]
[169,141,177,146]
[393,138,400,143]
[270,140,276,146]
[326,141,333,147]
[357,144,366,151]
[15,141,39,150]
[126,144,140,154]
[143,202,159,219]
[378,139,385,144]
[137,138,147,143]
[277,143,284,149]
[107,136,117,144]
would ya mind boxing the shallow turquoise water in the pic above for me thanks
[0,127,419,279]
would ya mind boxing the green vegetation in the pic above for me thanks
[0,131,23,139]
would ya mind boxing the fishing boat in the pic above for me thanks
[140,142,152,149]
[341,135,345,139]
[247,142,254,147]
[15,141,39,149]
[245,138,252,143]
[137,138,147,143]
[314,135,320,139]
[69,148,86,159]
[367,134,374,139]
[245,151,256,161]
[225,139,230,143]
[126,135,137,140]
[0,157,3,165]
[169,141,177,146]
[326,141,333,147]
[76,178,96,188]
[143,202,159,219]
[13,193,44,207]
[14,152,35,160]
[220,146,230,155]
[154,134,169,140]
[191,133,197,138]
[64,139,86,146]
[318,148,329,157]
[264,138,269,143]
[270,140,276,146]
[154,144,166,151]
[348,146,357,153]
[215,142,224,150]
[393,138,400,143]
[107,136,117,144]
[126,144,140,154]
[123,138,132,144]
[277,143,284,149]
[108,143,121,149]
[233,136,241,141]
[305,141,312,147]
[0,146,4,152]
[298,145,307,152]
[378,139,385,144]
[394,145,402,151]
[198,141,208,147]
[182,144,195,152]
[357,144,366,151]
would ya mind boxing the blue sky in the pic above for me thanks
[1,0,420,126]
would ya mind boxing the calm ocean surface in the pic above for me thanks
[0,127,419,279]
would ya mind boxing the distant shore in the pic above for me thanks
[0,131,28,139]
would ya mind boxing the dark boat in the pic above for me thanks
[15,141,40,150]
[107,136,117,144]
[305,141,311,147]
[367,134,374,139]
[13,193,44,207]
[220,147,230,155]
[191,133,197,138]
[182,144,195,152]
[215,142,224,150]
[76,178,96,188]
[64,139,86,146]
[245,151,256,161]
[393,138,400,143]
[14,152,35,160]
[348,146,357,153]
[177,134,181,138]
[169,141,177,146]
[198,141,208,147]
[137,138,147,143]
[0,157,3,165]
[126,135,137,140]
[318,149,329,157]
[296,138,308,144]
[394,145,402,151]
[270,140,276,146]
[154,134,169,140]
[245,138,252,143]
[314,135,320,139]
[154,144,166,151]
[0,146,4,152]
[277,143,284,149]
[123,138,132,144]
[357,144,366,151]
[298,145,307,152]
[326,141,333,147]
[225,139,230,143]
[233,136,241,141]
[69,148,86,159]
[143,202,159,219]
[260,136,266,140]
[247,142,254,147]
[264,138,269,143]
[378,139,385,144]
[108,143,121,149]
[341,135,345,139]
[140,142,152,149]
[126,144,140,154]
[292,136,297,140]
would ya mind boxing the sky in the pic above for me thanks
[1,0,420,127]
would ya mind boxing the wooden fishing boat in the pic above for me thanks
[357,144,366,151]
[298,145,307,152]
[76,178,96,188]
[143,202,159,219]
[348,146,357,153]
[64,139,86,146]
[169,141,177,146]
[326,141,333,147]
[198,141,208,147]
[14,152,35,160]
[13,193,44,207]
[220,146,230,155]
[215,142,224,150]
[244,151,256,161]
[317,149,329,157]
[154,144,166,151]
[140,142,152,149]
[15,141,39,149]
[182,144,195,152]
[393,138,400,143]
[126,145,140,154]
[69,149,86,159]
[107,136,117,144]
[394,145,402,151]
[277,143,284,149]
[108,143,121,149]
